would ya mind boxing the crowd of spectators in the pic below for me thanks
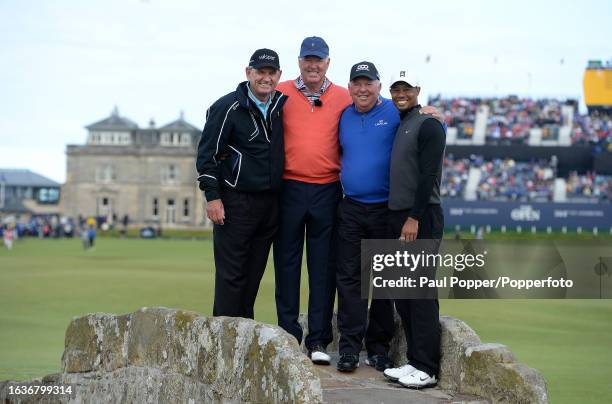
[441,155,611,203]
[439,153,560,202]
[566,171,612,202]
[485,97,564,144]
[428,96,479,139]
[442,155,560,202]
[476,158,555,201]
[570,111,612,150]
[429,96,479,127]
[441,154,471,198]
[0,216,76,239]
[427,95,604,145]
[0,214,128,240]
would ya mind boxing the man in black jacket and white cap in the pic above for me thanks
[383,69,446,389]
[196,48,287,319]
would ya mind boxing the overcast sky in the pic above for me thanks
[1,0,611,183]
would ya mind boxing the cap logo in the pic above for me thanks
[400,71,406,77]
[356,64,370,71]
[259,54,276,60]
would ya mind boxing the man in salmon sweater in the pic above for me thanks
[273,36,351,365]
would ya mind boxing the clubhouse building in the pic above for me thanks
[62,107,208,228]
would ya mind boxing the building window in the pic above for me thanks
[88,131,112,145]
[120,133,131,144]
[96,196,113,217]
[180,133,191,146]
[166,198,176,224]
[37,188,60,204]
[89,131,131,145]
[152,198,159,217]
[161,132,189,146]
[162,164,178,183]
[161,133,177,146]
[183,198,190,217]
[95,165,116,183]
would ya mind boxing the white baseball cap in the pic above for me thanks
[389,69,420,88]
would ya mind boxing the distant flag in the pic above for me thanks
[425,54,431,63]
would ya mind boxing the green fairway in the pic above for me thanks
[1,238,611,403]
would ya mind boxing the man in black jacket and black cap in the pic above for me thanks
[196,48,287,319]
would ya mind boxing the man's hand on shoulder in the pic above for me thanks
[206,199,225,225]
[419,105,444,123]
[400,217,419,241]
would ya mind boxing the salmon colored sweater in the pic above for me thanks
[276,80,352,184]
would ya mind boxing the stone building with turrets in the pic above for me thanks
[62,107,208,228]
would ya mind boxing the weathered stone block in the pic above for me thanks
[61,307,323,403]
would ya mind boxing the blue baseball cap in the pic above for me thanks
[299,36,329,59]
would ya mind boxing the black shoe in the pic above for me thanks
[308,345,331,365]
[337,353,360,372]
[365,354,393,372]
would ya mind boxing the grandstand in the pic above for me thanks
[442,155,611,204]
[433,74,612,233]
[429,95,602,147]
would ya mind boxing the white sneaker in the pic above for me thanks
[383,364,417,382]
[398,369,437,388]
[309,346,331,365]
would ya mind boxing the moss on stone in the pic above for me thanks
[62,317,97,373]
[220,320,238,367]
[196,346,216,385]
[174,310,197,334]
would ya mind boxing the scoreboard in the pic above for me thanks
[583,60,612,111]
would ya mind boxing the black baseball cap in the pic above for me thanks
[350,61,379,81]
[249,48,280,70]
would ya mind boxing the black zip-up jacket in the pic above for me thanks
[196,81,287,201]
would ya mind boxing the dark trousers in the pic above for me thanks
[212,189,279,319]
[274,180,341,349]
[337,197,396,355]
[388,204,444,377]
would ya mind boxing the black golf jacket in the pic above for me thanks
[196,81,287,201]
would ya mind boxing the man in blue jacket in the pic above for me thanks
[336,62,443,372]
[336,61,400,372]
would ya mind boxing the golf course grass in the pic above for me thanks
[1,237,611,403]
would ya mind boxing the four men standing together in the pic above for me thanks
[196,36,446,389]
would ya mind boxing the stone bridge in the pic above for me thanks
[0,307,548,403]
